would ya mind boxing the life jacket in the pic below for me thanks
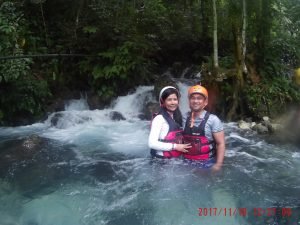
[150,108,183,158]
[183,112,216,160]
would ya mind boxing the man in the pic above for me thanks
[182,85,225,171]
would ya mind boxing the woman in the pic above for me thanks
[148,86,191,158]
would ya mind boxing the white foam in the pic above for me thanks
[228,132,251,143]
[177,82,190,114]
[238,151,266,162]
[65,97,89,111]
[112,86,154,118]
[292,152,300,158]
[225,149,238,157]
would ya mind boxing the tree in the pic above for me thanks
[225,0,249,120]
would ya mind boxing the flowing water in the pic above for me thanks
[0,84,299,225]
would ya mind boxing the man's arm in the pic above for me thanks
[212,130,225,171]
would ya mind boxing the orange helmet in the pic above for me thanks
[188,85,208,99]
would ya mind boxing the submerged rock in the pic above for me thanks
[0,136,77,197]
[22,134,42,151]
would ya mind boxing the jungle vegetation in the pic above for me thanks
[0,0,299,125]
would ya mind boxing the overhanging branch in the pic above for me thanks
[0,54,96,60]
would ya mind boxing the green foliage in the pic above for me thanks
[82,26,98,34]
[0,1,50,124]
[96,85,115,101]
[219,56,235,69]
[244,77,300,118]
[0,56,32,82]
[1,0,300,125]
[80,39,153,99]
[0,1,29,82]
[93,40,150,80]
[1,76,49,114]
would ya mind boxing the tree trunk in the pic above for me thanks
[74,0,85,41]
[212,0,219,72]
[256,0,271,69]
[200,0,209,40]
[40,1,49,46]
[227,24,245,121]
[241,0,247,74]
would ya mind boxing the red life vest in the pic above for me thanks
[150,108,183,158]
[183,112,216,160]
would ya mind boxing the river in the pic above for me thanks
[0,83,299,225]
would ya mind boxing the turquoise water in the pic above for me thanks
[0,85,299,225]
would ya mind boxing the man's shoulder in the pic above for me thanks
[207,113,222,122]
[207,113,220,120]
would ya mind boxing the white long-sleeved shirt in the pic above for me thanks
[148,115,173,153]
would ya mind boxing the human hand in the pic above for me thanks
[175,143,192,153]
[211,163,222,173]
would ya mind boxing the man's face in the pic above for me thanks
[189,93,208,112]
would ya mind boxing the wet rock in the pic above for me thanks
[253,123,269,134]
[0,135,45,168]
[109,111,126,121]
[153,73,178,100]
[238,120,251,130]
[22,134,43,151]
[50,112,64,127]
[86,94,106,110]
[142,102,160,120]
[49,112,92,129]
[245,117,253,123]
[46,98,65,113]
[262,120,273,133]
[267,123,283,134]
[250,122,257,128]
[262,116,270,122]
[137,113,147,120]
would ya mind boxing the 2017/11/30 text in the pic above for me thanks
[198,207,293,217]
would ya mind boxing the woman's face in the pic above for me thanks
[163,93,179,112]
